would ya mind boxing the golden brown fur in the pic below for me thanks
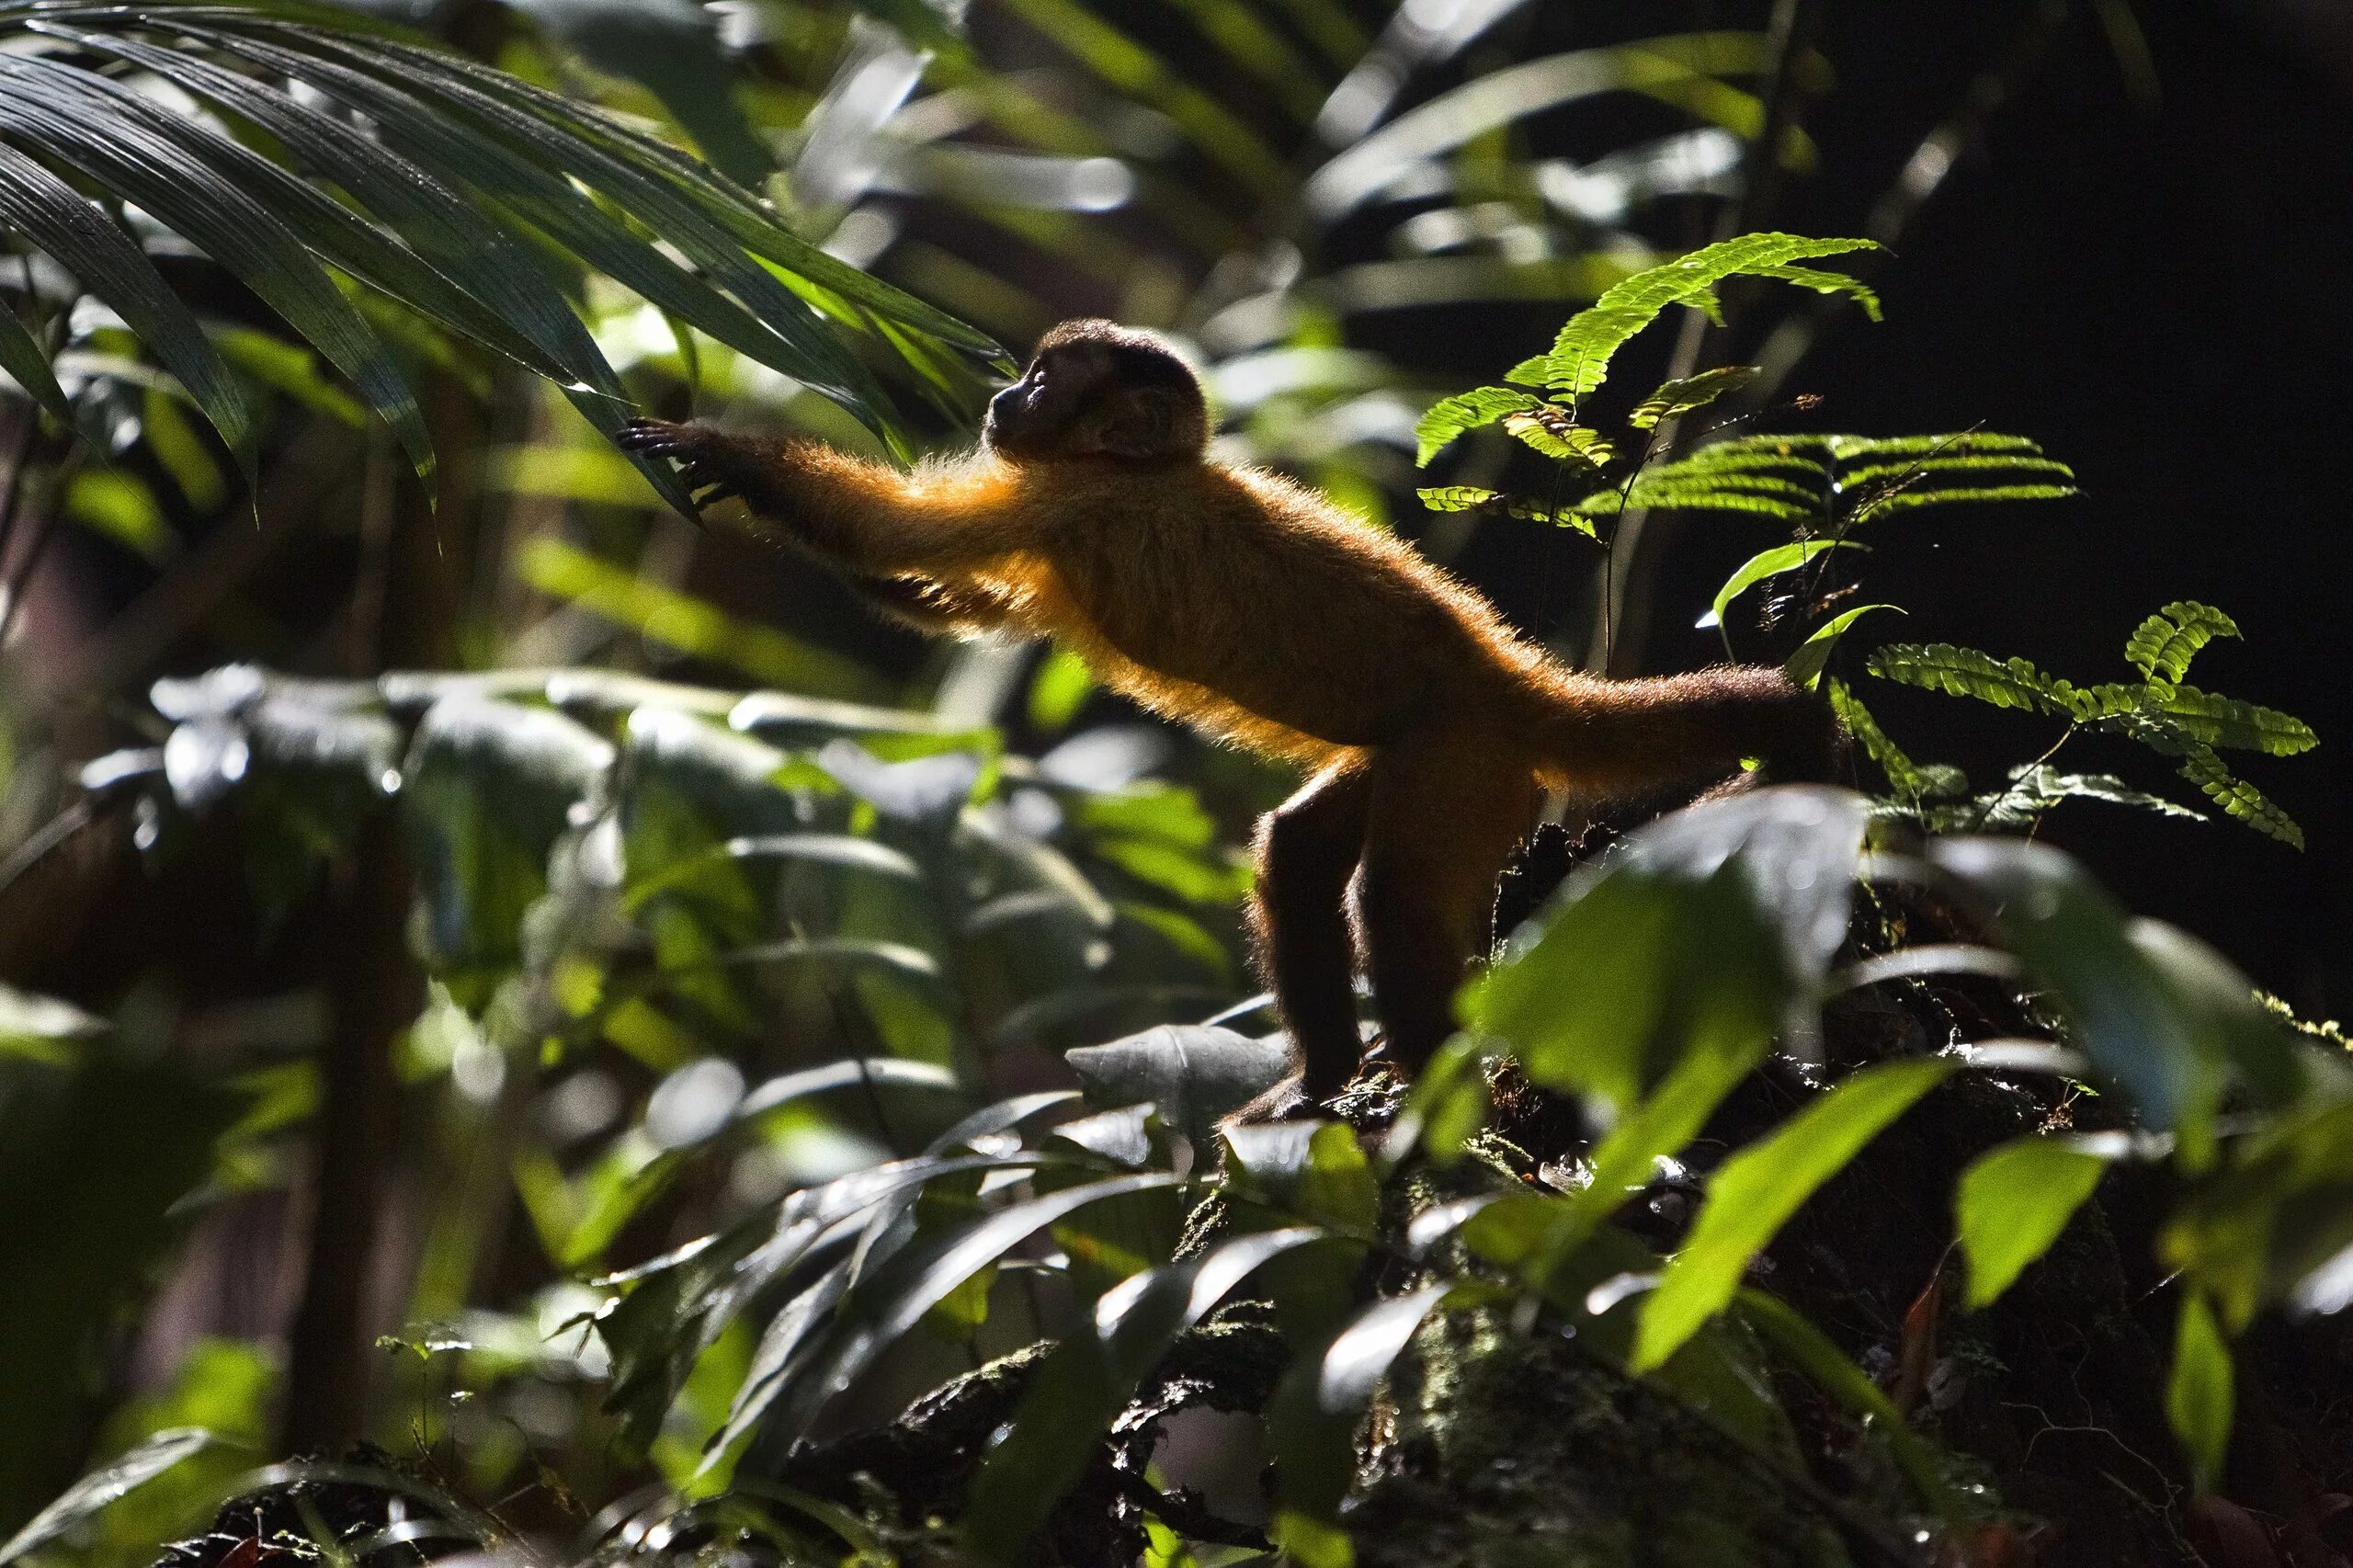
[620,320,1836,1108]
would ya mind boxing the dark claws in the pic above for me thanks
[617,417,693,457]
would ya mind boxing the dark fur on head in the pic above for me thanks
[984,319,1208,461]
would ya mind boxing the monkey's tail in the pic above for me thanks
[1518,664,1843,798]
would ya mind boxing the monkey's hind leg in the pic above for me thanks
[1248,759,1372,1104]
[1357,733,1542,1080]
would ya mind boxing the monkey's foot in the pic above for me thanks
[616,418,739,505]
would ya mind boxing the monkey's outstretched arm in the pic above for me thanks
[619,419,1046,576]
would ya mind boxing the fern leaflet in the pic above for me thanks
[1867,643,2081,716]
[1413,386,1543,465]
[2124,602,2241,683]
[1630,366,1761,429]
[2177,745,2303,848]
[1520,233,1877,402]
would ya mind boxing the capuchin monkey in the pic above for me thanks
[620,320,1836,1116]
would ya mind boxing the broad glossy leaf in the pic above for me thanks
[1462,787,1868,1110]
[1065,1024,1292,1146]
[1933,838,2224,1152]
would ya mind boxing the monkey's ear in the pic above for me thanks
[1096,388,1197,459]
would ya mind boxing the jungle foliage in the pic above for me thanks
[0,4,2341,1568]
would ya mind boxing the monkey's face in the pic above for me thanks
[984,322,1209,462]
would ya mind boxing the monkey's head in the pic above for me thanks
[983,319,1208,462]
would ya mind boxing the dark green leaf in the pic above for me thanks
[0,141,254,463]
[1636,1058,1951,1369]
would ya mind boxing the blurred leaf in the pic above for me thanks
[1934,838,2224,1154]
[63,469,170,562]
[1636,1058,1951,1369]
[0,1060,239,1523]
[1064,1024,1291,1146]
[1955,1135,2118,1309]
[965,1228,1325,1564]
[522,538,884,700]
[502,0,770,185]
[402,694,613,1000]
[2166,1292,2233,1492]
[0,1428,211,1568]
[2163,1096,2353,1331]
[1463,788,1867,1112]
[0,983,103,1066]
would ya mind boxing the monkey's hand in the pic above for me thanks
[618,417,754,508]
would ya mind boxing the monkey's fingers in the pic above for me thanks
[616,417,693,455]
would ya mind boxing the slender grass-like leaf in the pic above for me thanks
[0,55,434,487]
[0,290,69,426]
[0,141,254,462]
[1711,539,1865,628]
[1635,1057,1952,1369]
[45,23,609,391]
[1782,603,1901,690]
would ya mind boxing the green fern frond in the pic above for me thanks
[2124,602,2241,683]
[1747,263,1884,321]
[1415,485,1500,513]
[1413,385,1544,465]
[2138,684,2318,756]
[1575,481,1817,523]
[1834,455,2078,491]
[1824,680,1912,797]
[1521,233,1878,402]
[1850,484,2081,524]
[2006,767,2208,821]
[2177,745,2303,848]
[1868,643,2078,716]
[1823,433,2046,461]
[1629,365,1761,429]
[1504,415,1615,467]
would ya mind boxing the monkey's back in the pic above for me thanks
[1024,461,1545,757]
